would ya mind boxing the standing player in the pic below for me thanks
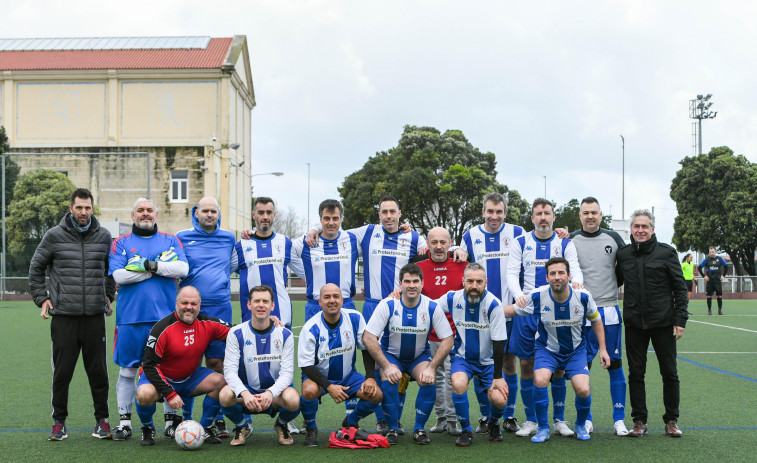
[298,284,383,447]
[109,198,188,441]
[506,198,583,438]
[293,200,361,321]
[135,286,230,446]
[176,196,236,437]
[434,263,509,446]
[460,192,524,434]
[234,197,304,327]
[219,285,301,446]
[413,227,466,436]
[698,247,728,315]
[569,197,628,435]
[503,258,610,443]
[363,263,454,445]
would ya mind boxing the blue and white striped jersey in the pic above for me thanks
[232,234,305,325]
[365,295,453,362]
[515,286,600,355]
[461,224,524,304]
[350,224,426,301]
[223,322,294,399]
[297,309,366,382]
[506,231,583,300]
[435,289,506,365]
[292,231,360,301]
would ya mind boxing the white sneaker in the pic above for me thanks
[447,422,462,436]
[554,420,575,437]
[585,420,594,433]
[287,421,300,435]
[613,420,629,436]
[429,419,447,433]
[515,420,538,437]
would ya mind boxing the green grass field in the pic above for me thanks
[1,299,755,462]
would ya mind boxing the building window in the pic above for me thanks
[170,170,188,203]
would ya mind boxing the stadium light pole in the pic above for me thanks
[689,94,717,155]
[620,134,625,220]
[307,163,311,228]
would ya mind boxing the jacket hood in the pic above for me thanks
[191,205,222,234]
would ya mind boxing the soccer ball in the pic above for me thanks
[174,420,205,450]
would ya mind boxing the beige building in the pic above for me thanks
[0,36,255,235]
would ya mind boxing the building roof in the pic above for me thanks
[0,36,234,70]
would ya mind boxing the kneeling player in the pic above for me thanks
[503,257,609,443]
[299,284,383,447]
[219,285,300,446]
[135,286,230,446]
[363,263,454,446]
[435,263,509,446]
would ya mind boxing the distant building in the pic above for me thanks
[0,36,255,235]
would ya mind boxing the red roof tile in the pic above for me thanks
[0,37,233,70]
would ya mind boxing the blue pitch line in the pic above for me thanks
[647,348,757,383]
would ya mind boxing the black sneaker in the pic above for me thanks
[341,417,357,430]
[503,417,520,433]
[48,421,68,441]
[376,420,389,435]
[112,425,132,441]
[141,426,155,446]
[397,422,405,435]
[488,420,503,442]
[164,416,182,438]
[475,417,488,433]
[456,429,473,447]
[304,427,318,447]
[215,418,230,438]
[385,429,399,445]
[204,426,222,444]
[92,419,112,439]
[413,429,430,445]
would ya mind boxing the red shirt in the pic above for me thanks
[141,312,230,400]
[415,253,467,342]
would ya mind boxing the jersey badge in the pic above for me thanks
[187,240,196,245]
[130,248,136,253]
[372,249,378,254]
[146,335,157,348]
[273,339,281,349]
[503,237,510,246]
[573,305,580,314]
[420,313,427,323]
[553,246,560,255]
[276,244,282,253]
[343,331,351,341]
[341,242,347,251]
[400,238,407,247]
[605,245,613,255]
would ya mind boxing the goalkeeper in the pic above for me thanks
[108,198,189,443]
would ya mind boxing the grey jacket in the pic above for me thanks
[29,213,115,316]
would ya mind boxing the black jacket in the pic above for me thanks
[616,234,689,329]
[29,213,115,316]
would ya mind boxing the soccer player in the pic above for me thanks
[503,257,609,443]
[109,198,189,441]
[434,263,509,446]
[460,192,524,434]
[233,197,304,328]
[568,197,628,435]
[698,246,728,315]
[292,199,361,321]
[298,284,383,447]
[176,196,236,437]
[219,285,300,446]
[506,198,583,438]
[363,263,454,445]
[135,286,230,446]
[413,227,466,436]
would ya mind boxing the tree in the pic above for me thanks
[274,205,307,239]
[7,170,75,270]
[339,125,528,243]
[553,198,613,232]
[670,146,757,276]
[0,126,21,212]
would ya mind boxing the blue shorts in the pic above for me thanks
[450,356,494,388]
[113,323,154,368]
[362,299,380,324]
[378,349,432,377]
[137,366,216,398]
[534,347,590,379]
[303,369,367,399]
[509,314,538,359]
[584,322,623,362]
[305,297,356,321]
[200,301,233,325]
[205,340,226,360]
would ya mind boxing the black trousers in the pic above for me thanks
[624,324,680,424]
[50,314,110,422]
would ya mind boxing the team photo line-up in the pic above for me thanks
[31,188,691,447]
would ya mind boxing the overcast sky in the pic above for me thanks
[5,0,756,247]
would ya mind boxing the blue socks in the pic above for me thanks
[551,376,566,422]
[414,385,436,431]
[609,367,627,422]
[474,377,491,418]
[520,378,536,422]
[504,374,518,419]
[575,394,591,426]
[534,386,549,429]
[301,396,319,429]
[452,392,471,431]
[347,399,378,425]
[199,395,221,428]
[182,397,194,420]
[380,380,400,430]
[136,401,156,427]
[221,403,245,427]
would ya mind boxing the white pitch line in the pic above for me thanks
[676,352,757,354]
[687,319,757,333]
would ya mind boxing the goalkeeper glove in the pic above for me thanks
[125,255,158,273]
[157,250,178,262]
